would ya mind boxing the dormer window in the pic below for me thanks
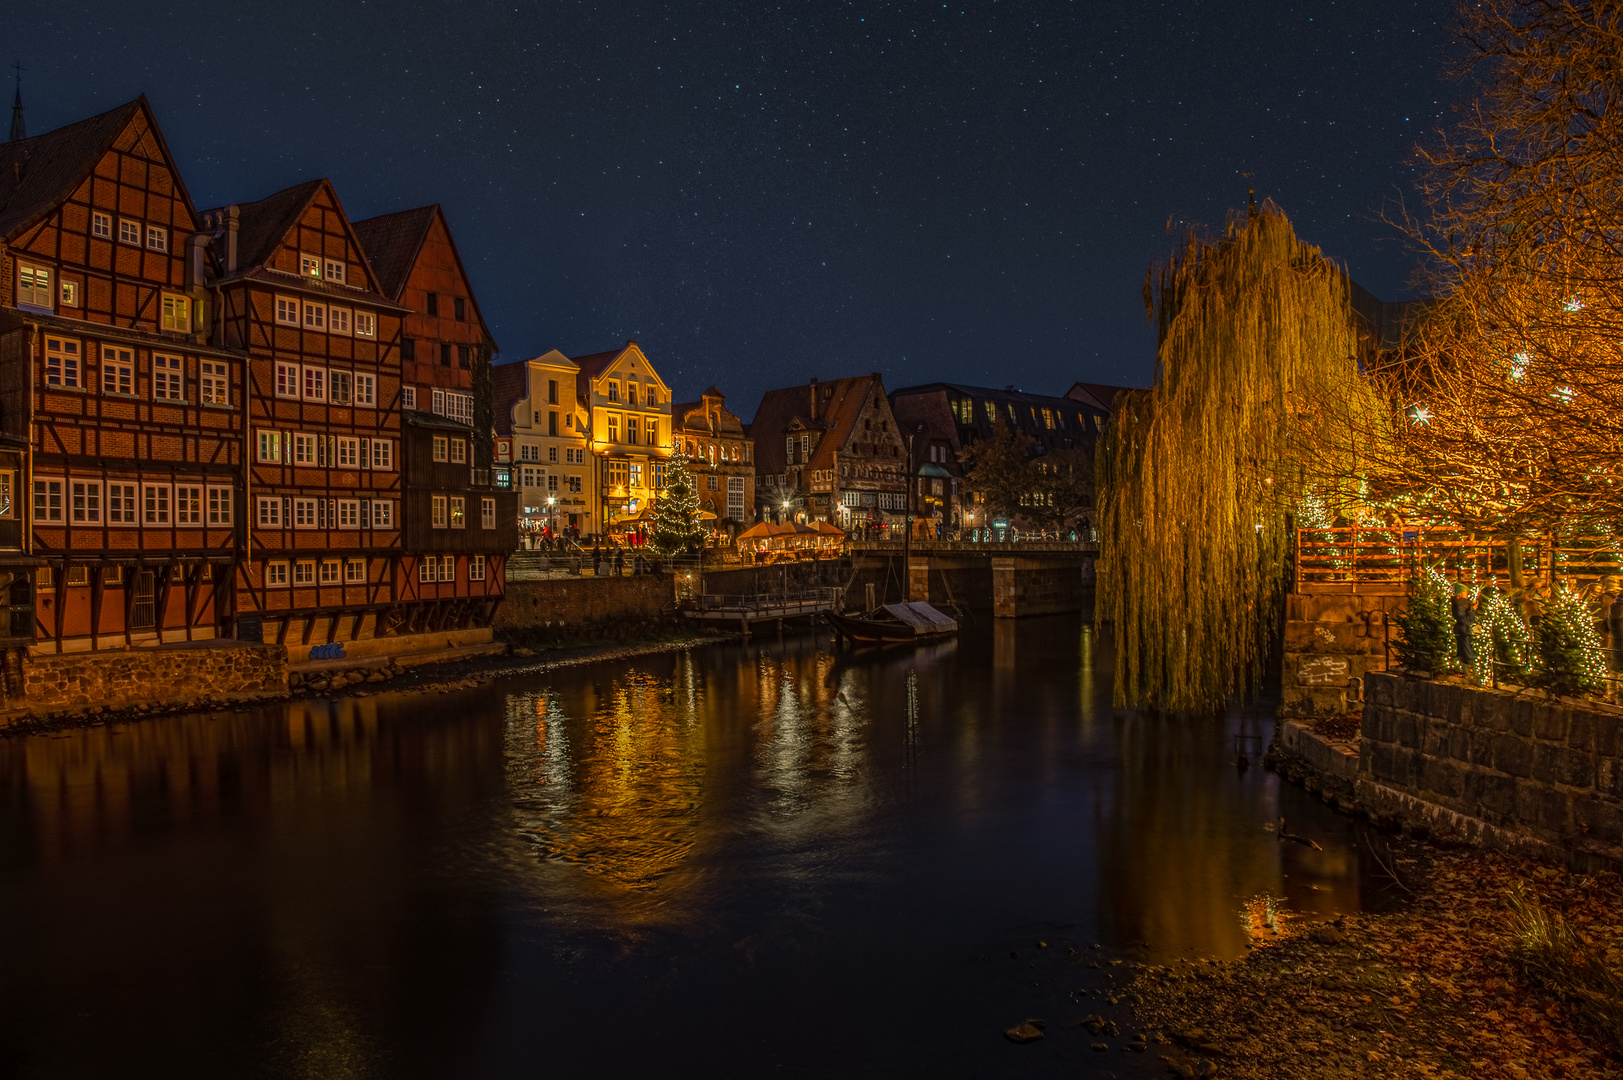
[607,382,619,402]
[324,260,346,284]
[146,226,168,252]
[17,264,51,309]
[300,253,322,278]
[627,383,637,406]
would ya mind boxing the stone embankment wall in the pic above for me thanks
[495,576,675,633]
[1281,593,1403,719]
[1358,672,1623,871]
[16,642,287,717]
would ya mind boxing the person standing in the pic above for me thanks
[614,544,625,577]
[1452,581,1477,668]
[592,543,602,576]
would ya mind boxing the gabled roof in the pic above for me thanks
[351,205,437,301]
[1064,381,1138,411]
[0,97,194,243]
[490,359,529,437]
[749,374,884,476]
[570,345,629,382]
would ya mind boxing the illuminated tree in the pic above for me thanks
[1534,586,1608,696]
[1096,204,1386,711]
[1393,568,1457,674]
[647,454,706,556]
[1470,591,1534,685]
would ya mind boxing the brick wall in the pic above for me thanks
[1359,672,1623,870]
[13,642,287,718]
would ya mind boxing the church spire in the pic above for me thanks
[8,62,24,143]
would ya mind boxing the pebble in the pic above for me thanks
[1003,1021,1044,1044]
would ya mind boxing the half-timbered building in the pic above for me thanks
[202,180,409,647]
[0,97,247,653]
[354,205,516,622]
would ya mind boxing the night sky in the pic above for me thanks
[12,0,1457,412]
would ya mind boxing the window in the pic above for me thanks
[201,361,229,405]
[175,486,202,525]
[60,279,78,306]
[629,463,643,488]
[293,560,316,585]
[324,260,346,284]
[451,439,466,464]
[143,485,170,525]
[785,435,794,460]
[146,226,167,252]
[548,445,558,463]
[801,434,811,455]
[520,444,539,462]
[728,476,745,520]
[608,414,620,443]
[439,343,451,367]
[275,362,298,398]
[320,560,341,585]
[453,296,466,321]
[302,302,325,330]
[457,345,470,369]
[108,483,137,524]
[418,557,436,583]
[161,294,189,332]
[521,465,542,489]
[424,292,438,316]
[547,379,558,404]
[401,338,416,362]
[546,474,558,493]
[92,212,111,238]
[401,385,416,410]
[481,497,495,529]
[293,434,318,465]
[71,481,101,523]
[354,311,376,338]
[329,370,352,405]
[371,439,393,469]
[119,219,140,245]
[646,386,658,406]
[607,382,619,402]
[345,558,366,583]
[256,497,282,528]
[207,487,232,525]
[337,499,359,528]
[275,297,299,325]
[647,421,658,448]
[353,374,374,407]
[266,561,289,587]
[337,437,359,467]
[329,306,351,335]
[708,474,719,491]
[33,480,63,522]
[153,354,184,400]
[433,436,448,462]
[568,447,584,465]
[567,475,582,494]
[18,264,51,308]
[627,417,639,445]
[431,495,447,528]
[547,410,559,436]
[256,430,282,463]
[302,367,326,401]
[300,253,322,278]
[450,496,466,528]
[470,555,486,581]
[101,347,134,395]
[293,498,318,528]
[372,500,393,528]
[609,460,628,487]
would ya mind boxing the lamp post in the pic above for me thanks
[904,433,914,601]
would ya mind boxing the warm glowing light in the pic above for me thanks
[1407,403,1432,425]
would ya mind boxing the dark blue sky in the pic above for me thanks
[12,0,1456,414]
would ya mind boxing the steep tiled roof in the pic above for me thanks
[569,347,625,382]
[749,374,880,476]
[211,179,324,272]
[351,205,437,301]
[0,98,146,241]
[490,359,529,437]
[1064,381,1137,411]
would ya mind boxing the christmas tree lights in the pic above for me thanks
[1395,566,1457,674]
[646,454,708,557]
[1534,585,1608,696]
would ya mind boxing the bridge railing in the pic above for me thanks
[684,588,840,616]
[1295,526,1623,594]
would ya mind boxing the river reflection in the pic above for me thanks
[0,615,1395,1078]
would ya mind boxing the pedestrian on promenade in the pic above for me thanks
[592,543,602,575]
[614,545,625,576]
[1451,581,1477,668]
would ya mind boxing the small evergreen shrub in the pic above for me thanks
[1534,585,1607,696]
[1394,566,1456,674]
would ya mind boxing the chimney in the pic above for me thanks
[809,377,818,422]
[187,232,210,288]
[218,205,239,272]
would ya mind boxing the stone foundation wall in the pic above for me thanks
[1281,592,1403,719]
[15,642,288,717]
[1359,672,1623,870]
[494,576,675,632]
[991,557,1092,618]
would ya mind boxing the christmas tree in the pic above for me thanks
[647,454,707,556]
[1469,591,1532,686]
[1533,585,1607,696]
[1394,566,1456,674]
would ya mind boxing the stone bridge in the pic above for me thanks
[848,540,1098,617]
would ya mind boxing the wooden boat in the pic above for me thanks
[828,601,959,645]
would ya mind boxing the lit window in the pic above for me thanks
[175,486,202,525]
[143,484,170,525]
[451,439,466,464]
[17,264,51,308]
[161,294,190,332]
[146,226,167,252]
[628,417,639,445]
[108,484,137,524]
[607,382,619,403]
[33,479,64,522]
[275,297,299,325]
[647,421,658,447]
[469,554,486,581]
[450,496,465,528]
[71,481,101,523]
[207,488,232,525]
[324,260,346,284]
[119,220,140,245]
[300,253,322,278]
[431,495,447,528]
[153,354,184,400]
[302,302,325,330]
[418,557,436,583]
[257,430,281,463]
[328,306,351,335]
[59,279,78,306]
[433,436,448,462]
[609,414,620,442]
[101,347,134,395]
[302,367,326,401]
[266,561,289,586]
[345,558,366,583]
[201,361,229,405]
[92,212,111,238]
[329,370,352,405]
[354,311,376,338]
[293,560,315,585]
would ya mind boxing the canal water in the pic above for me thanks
[0,615,1395,1078]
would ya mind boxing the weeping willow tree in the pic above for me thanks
[1097,204,1386,711]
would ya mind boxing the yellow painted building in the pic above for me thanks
[492,349,593,538]
[572,342,672,532]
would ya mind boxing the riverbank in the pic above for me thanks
[1128,839,1623,1079]
[0,629,727,738]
